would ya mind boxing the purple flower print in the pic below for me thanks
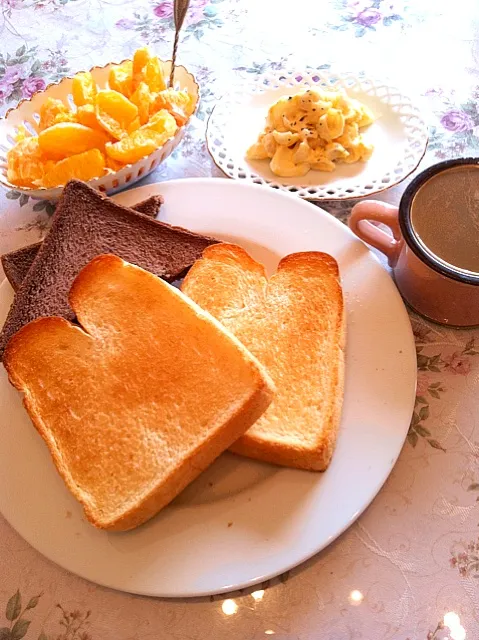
[188,0,209,21]
[153,0,208,23]
[2,65,23,85]
[440,110,474,133]
[0,65,24,101]
[153,2,174,18]
[0,83,12,100]
[21,77,46,99]
[355,8,382,27]
[115,17,135,29]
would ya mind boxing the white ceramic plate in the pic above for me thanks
[207,69,428,200]
[0,179,416,597]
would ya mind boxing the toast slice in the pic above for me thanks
[1,195,162,291]
[4,255,275,531]
[182,244,345,471]
[0,180,218,359]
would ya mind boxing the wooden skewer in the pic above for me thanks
[169,0,190,88]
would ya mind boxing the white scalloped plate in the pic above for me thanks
[207,69,428,200]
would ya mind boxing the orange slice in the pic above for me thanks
[151,89,195,126]
[95,90,138,140]
[7,138,47,187]
[72,72,97,107]
[105,156,124,172]
[127,117,141,134]
[146,109,178,136]
[109,61,133,97]
[76,104,104,131]
[130,82,151,125]
[42,148,105,188]
[38,122,109,160]
[144,57,166,93]
[105,126,172,165]
[39,98,69,131]
[132,47,151,91]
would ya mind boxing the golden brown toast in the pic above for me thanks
[4,254,275,531]
[182,244,345,471]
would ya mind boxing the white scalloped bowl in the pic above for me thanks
[0,60,199,201]
[207,69,428,200]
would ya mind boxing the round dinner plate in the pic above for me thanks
[207,69,428,200]
[0,179,416,597]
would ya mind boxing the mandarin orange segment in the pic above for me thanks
[144,57,166,93]
[7,137,46,187]
[39,97,69,131]
[95,112,124,140]
[152,88,195,116]
[105,156,124,172]
[38,122,110,160]
[169,108,187,127]
[127,117,141,134]
[72,72,97,107]
[34,160,56,186]
[132,47,151,91]
[151,89,195,126]
[105,128,171,165]
[146,109,178,136]
[42,148,106,188]
[76,104,103,131]
[109,61,133,97]
[95,90,138,140]
[53,111,77,125]
[130,82,151,125]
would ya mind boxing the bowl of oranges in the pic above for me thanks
[0,47,198,200]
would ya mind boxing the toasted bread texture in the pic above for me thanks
[182,244,345,471]
[4,255,275,531]
[1,195,162,291]
[0,180,218,360]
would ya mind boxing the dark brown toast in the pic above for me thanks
[0,180,218,359]
[2,196,162,291]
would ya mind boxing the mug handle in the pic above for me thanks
[349,200,404,267]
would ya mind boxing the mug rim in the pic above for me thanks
[399,157,479,286]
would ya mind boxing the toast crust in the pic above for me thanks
[182,244,345,471]
[1,195,163,292]
[0,180,218,360]
[4,255,275,531]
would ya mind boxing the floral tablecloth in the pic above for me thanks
[0,1,478,638]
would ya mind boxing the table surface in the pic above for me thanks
[0,1,478,638]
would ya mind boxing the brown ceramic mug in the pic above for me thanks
[349,158,479,327]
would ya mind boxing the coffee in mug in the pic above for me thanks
[410,165,479,273]
[349,158,479,327]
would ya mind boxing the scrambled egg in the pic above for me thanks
[247,88,375,177]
